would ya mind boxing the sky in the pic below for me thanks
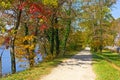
[111,0,120,19]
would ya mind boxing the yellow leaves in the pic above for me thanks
[15,34,36,56]
[24,45,30,49]
[39,19,44,23]
[0,36,5,46]
[11,29,17,34]
[1,28,5,33]
[42,0,58,7]
[23,44,35,50]
[18,43,35,50]
[20,35,35,49]
[1,2,5,7]
[23,35,36,42]
[15,44,35,57]
[0,1,11,9]
[15,47,26,57]
[29,44,35,50]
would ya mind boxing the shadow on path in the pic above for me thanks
[60,50,93,67]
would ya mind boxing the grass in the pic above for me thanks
[102,52,120,67]
[1,50,79,80]
[93,51,120,80]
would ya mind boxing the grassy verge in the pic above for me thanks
[1,50,79,80]
[102,51,120,67]
[93,51,120,80]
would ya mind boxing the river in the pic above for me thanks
[0,45,42,76]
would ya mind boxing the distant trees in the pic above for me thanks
[79,0,116,52]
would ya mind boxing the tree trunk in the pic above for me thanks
[55,28,60,56]
[63,19,71,55]
[50,27,55,55]
[28,52,35,67]
[99,0,103,53]
[43,37,47,55]
[10,9,22,74]
[10,40,16,74]
[62,1,72,55]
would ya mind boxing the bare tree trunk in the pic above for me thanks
[10,8,22,74]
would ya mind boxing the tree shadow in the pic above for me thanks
[102,54,120,61]
[59,52,94,67]
[92,51,120,65]
[92,53,103,62]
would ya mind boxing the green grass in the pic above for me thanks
[102,52,120,67]
[93,52,120,80]
[1,50,78,80]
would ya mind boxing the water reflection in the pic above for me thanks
[0,46,42,76]
[1,49,11,75]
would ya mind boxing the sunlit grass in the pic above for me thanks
[93,52,120,80]
[102,52,120,67]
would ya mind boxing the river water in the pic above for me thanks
[0,46,42,76]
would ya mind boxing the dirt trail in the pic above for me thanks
[41,49,96,80]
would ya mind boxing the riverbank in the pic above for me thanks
[1,50,79,80]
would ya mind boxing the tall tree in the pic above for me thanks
[79,0,116,52]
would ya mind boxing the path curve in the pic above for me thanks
[41,50,96,80]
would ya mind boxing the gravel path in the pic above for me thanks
[41,50,96,80]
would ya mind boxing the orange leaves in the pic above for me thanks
[22,35,36,42]
[15,35,36,56]
[38,15,47,21]
[15,47,26,56]
[20,44,34,50]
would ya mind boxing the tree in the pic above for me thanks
[79,0,116,52]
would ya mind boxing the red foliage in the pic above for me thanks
[29,3,43,14]
[18,2,27,10]
[4,37,10,49]
[42,16,47,21]
[18,1,54,32]
[38,15,43,18]
[30,15,36,19]
[5,37,10,43]
[29,3,52,19]
[40,24,48,31]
